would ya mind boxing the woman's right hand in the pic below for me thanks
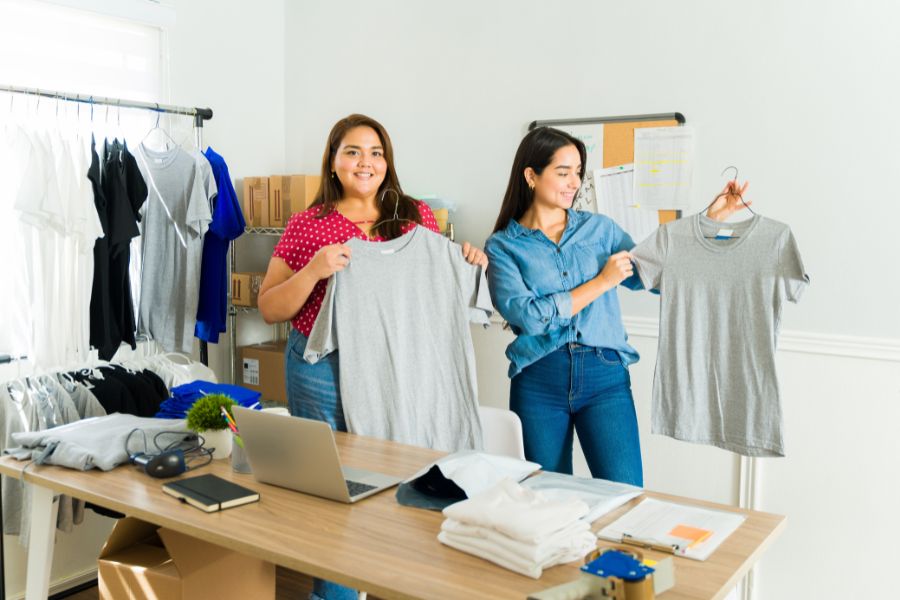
[597,250,634,288]
[307,244,352,280]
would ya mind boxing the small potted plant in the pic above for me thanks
[186,393,237,459]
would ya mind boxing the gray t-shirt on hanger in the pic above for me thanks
[305,227,493,453]
[135,144,212,353]
[631,214,809,457]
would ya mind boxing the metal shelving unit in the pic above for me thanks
[228,226,286,383]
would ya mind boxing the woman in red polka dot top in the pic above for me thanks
[258,113,487,435]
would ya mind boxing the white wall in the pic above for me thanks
[283,2,900,599]
[167,0,287,377]
[284,0,900,340]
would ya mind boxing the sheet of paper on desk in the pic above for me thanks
[595,164,659,244]
[596,497,746,561]
[633,126,695,210]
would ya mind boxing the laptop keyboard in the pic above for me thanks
[346,480,377,497]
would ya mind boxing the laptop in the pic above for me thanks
[231,406,402,503]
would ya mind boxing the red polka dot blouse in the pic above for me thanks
[272,200,440,336]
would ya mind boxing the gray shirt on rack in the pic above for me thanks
[631,214,809,457]
[135,144,212,353]
[305,227,493,453]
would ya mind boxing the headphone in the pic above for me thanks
[126,429,212,478]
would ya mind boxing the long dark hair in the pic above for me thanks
[492,127,586,233]
[310,113,421,240]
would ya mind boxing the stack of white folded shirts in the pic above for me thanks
[438,478,597,578]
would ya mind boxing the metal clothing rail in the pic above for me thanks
[3,84,213,126]
[529,112,685,130]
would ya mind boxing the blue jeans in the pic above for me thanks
[286,328,348,432]
[510,344,643,486]
[285,329,357,600]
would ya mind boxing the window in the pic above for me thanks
[0,0,168,366]
[0,0,166,102]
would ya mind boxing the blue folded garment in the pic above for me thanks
[154,380,262,418]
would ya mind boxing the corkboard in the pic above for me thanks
[530,113,685,224]
[602,119,681,224]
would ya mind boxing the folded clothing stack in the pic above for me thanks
[438,478,597,578]
[154,381,262,418]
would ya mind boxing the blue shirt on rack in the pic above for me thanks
[195,147,246,343]
[485,209,643,378]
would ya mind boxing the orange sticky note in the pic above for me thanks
[669,524,712,547]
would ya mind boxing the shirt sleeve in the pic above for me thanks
[303,274,338,363]
[631,224,668,291]
[416,201,441,233]
[611,220,644,291]
[186,166,213,237]
[485,238,572,336]
[779,228,809,303]
[464,264,494,327]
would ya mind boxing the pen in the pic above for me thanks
[220,406,238,429]
[621,533,681,555]
[220,407,245,448]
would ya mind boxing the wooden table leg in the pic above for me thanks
[24,484,58,600]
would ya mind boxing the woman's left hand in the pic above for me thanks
[461,242,489,268]
[707,180,751,222]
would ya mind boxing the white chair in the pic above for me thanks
[477,406,526,460]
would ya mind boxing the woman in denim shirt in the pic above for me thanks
[485,127,748,484]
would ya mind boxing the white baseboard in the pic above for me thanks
[7,568,98,600]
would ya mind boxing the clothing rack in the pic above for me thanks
[4,84,215,368]
[1,84,214,599]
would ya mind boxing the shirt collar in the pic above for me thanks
[504,208,583,239]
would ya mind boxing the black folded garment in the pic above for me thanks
[395,464,467,511]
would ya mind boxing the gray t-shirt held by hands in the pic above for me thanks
[304,227,493,453]
[631,214,809,457]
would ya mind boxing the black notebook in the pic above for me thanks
[162,474,260,513]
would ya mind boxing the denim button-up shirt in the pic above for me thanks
[485,210,643,378]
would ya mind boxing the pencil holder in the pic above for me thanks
[202,428,233,459]
[231,436,252,473]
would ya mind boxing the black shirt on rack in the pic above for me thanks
[88,135,117,359]
[102,139,147,355]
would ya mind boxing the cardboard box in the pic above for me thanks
[432,208,449,233]
[98,517,275,600]
[240,340,288,403]
[231,272,265,307]
[242,177,270,227]
[269,175,321,226]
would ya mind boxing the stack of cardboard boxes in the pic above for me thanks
[240,174,321,229]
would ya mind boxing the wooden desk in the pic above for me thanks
[0,433,784,600]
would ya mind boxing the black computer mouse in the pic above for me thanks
[145,450,187,478]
